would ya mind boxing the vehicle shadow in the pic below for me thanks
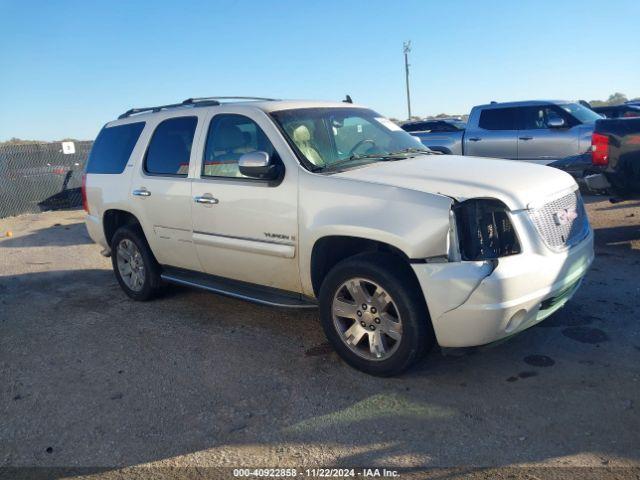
[1,261,638,472]
[593,199,640,211]
[0,222,92,248]
[593,224,640,249]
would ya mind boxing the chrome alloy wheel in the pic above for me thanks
[332,278,403,361]
[116,238,146,292]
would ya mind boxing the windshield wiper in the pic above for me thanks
[321,153,407,172]
[387,147,433,156]
[320,148,434,173]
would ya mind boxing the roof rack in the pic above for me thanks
[184,96,278,103]
[118,96,278,119]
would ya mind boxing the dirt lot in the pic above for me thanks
[1,196,639,477]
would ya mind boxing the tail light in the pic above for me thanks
[81,173,89,213]
[591,132,609,166]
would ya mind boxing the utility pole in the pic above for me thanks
[403,40,412,119]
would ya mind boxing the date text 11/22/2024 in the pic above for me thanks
[233,468,400,477]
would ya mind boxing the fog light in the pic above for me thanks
[505,309,527,333]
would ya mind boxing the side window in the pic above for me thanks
[478,108,518,130]
[520,106,569,129]
[203,114,276,178]
[144,116,198,176]
[87,122,145,174]
[405,122,430,132]
[431,122,458,132]
[419,122,437,131]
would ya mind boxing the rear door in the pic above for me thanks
[128,114,203,271]
[516,105,579,164]
[464,107,519,159]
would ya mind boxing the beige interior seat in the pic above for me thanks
[292,125,324,167]
[207,124,253,177]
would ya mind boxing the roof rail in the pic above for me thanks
[118,102,190,119]
[118,97,278,119]
[183,96,278,103]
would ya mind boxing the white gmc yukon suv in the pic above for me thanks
[83,97,594,376]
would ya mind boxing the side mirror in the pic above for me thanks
[548,117,566,128]
[238,151,280,180]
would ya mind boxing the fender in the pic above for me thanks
[298,172,453,296]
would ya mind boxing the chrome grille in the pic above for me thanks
[529,190,589,251]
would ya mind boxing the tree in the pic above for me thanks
[589,92,629,107]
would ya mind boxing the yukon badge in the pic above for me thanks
[264,232,293,241]
[553,207,578,226]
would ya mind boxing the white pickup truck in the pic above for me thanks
[83,97,594,376]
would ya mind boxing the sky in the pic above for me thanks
[0,0,638,141]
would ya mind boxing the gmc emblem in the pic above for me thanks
[553,207,578,226]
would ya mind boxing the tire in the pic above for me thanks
[110,224,163,301]
[318,252,435,376]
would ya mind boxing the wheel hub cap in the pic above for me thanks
[116,239,145,292]
[332,278,403,361]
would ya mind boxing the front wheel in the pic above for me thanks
[318,253,435,376]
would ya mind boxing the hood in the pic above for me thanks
[334,155,577,210]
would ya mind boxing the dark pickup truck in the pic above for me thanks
[585,117,640,199]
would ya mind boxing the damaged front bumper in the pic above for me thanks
[412,231,594,348]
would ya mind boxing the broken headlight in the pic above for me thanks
[451,199,521,261]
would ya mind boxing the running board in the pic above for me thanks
[160,267,318,309]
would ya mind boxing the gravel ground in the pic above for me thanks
[0,196,639,478]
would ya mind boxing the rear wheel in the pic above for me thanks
[319,253,435,376]
[111,225,162,301]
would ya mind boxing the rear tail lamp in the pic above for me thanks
[452,199,520,261]
[81,173,89,213]
[591,132,609,166]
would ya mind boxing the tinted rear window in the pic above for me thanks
[86,122,145,174]
[479,108,518,130]
[402,122,428,132]
[144,117,198,176]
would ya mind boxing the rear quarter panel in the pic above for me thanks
[597,118,640,196]
[84,121,150,248]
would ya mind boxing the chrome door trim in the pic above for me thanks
[192,231,295,258]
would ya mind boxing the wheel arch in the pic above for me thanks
[103,209,143,247]
[309,235,419,298]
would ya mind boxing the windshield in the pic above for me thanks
[270,107,429,172]
[559,103,603,124]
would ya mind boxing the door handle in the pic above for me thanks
[519,136,533,141]
[132,189,151,197]
[194,195,219,205]
[468,137,482,142]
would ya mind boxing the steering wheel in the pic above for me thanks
[349,139,377,156]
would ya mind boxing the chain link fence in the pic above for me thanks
[0,141,93,218]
